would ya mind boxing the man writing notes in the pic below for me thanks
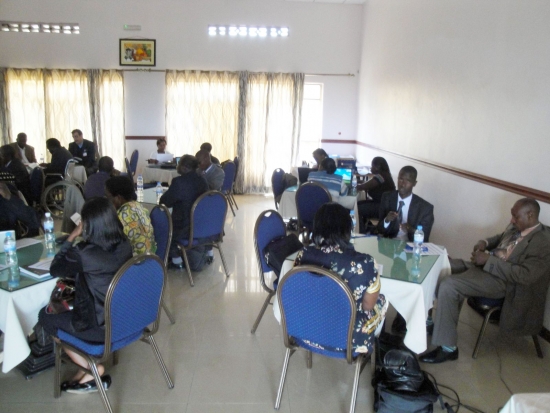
[69,129,97,176]
[376,166,434,242]
[421,198,550,363]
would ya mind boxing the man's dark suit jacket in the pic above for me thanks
[377,191,434,242]
[68,139,96,171]
[3,159,31,203]
[159,171,209,240]
[10,142,37,164]
[45,147,73,175]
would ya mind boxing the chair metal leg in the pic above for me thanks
[53,341,62,398]
[231,192,238,210]
[306,350,312,369]
[162,299,176,324]
[112,350,119,366]
[275,348,295,410]
[181,249,194,286]
[251,291,275,334]
[533,335,544,358]
[88,356,114,413]
[227,196,236,217]
[216,243,230,277]
[349,354,365,413]
[146,335,175,389]
[472,307,500,359]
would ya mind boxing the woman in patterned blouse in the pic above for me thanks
[295,203,387,354]
[105,176,156,255]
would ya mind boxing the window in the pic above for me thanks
[298,83,323,164]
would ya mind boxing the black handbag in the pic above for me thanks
[382,349,425,392]
[263,233,303,277]
[46,278,76,314]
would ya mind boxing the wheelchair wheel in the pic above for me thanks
[41,181,76,220]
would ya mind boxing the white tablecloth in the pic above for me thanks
[273,237,450,354]
[0,278,57,372]
[278,187,360,233]
[500,393,550,413]
[142,166,179,185]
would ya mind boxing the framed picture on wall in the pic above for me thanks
[119,39,156,66]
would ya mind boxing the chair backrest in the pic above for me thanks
[278,265,356,362]
[103,254,166,355]
[29,167,44,205]
[221,161,236,193]
[130,150,139,176]
[65,159,77,180]
[295,182,332,230]
[271,168,286,199]
[150,204,173,266]
[189,191,228,241]
[254,210,287,274]
[125,157,132,175]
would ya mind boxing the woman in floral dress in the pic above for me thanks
[294,202,387,354]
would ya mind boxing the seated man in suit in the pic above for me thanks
[196,149,225,191]
[376,166,434,242]
[421,198,550,363]
[10,132,37,164]
[199,142,220,165]
[0,144,32,204]
[69,129,97,176]
[307,157,348,200]
[84,156,114,199]
[42,138,73,187]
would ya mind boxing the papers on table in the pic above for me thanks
[405,243,446,256]
[19,257,54,279]
[15,238,42,250]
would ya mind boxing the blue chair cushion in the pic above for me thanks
[294,337,358,360]
[57,329,143,357]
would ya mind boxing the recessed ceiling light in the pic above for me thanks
[209,24,288,38]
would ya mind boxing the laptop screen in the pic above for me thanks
[334,168,352,184]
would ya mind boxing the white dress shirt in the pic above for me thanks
[19,146,29,164]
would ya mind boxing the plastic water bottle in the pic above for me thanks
[39,154,44,164]
[350,210,356,241]
[155,182,163,205]
[4,233,20,288]
[351,174,357,196]
[43,212,55,250]
[137,175,144,202]
[413,225,424,259]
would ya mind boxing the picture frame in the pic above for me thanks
[119,39,156,66]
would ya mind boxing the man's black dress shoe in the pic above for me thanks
[419,347,459,364]
[64,375,112,394]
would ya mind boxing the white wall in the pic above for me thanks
[357,0,550,327]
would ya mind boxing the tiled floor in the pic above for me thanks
[1,195,549,412]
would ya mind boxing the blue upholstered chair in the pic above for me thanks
[177,191,230,286]
[221,161,237,217]
[250,209,288,334]
[271,168,286,210]
[150,204,176,324]
[295,182,332,238]
[275,265,377,413]
[53,254,174,413]
[467,296,543,359]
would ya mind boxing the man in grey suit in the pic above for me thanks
[196,149,225,191]
[421,198,550,363]
[377,166,434,242]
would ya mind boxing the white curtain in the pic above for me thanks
[166,70,239,161]
[89,70,125,170]
[6,69,47,160]
[237,72,304,193]
[5,68,125,167]
[44,70,92,150]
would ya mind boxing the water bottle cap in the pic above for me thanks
[417,225,422,230]
[45,212,51,217]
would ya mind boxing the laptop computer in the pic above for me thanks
[156,153,174,164]
[334,168,352,185]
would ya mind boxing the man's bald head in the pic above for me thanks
[196,149,212,171]
[511,198,540,232]
[515,198,540,218]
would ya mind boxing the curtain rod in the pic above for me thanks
[120,68,355,77]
